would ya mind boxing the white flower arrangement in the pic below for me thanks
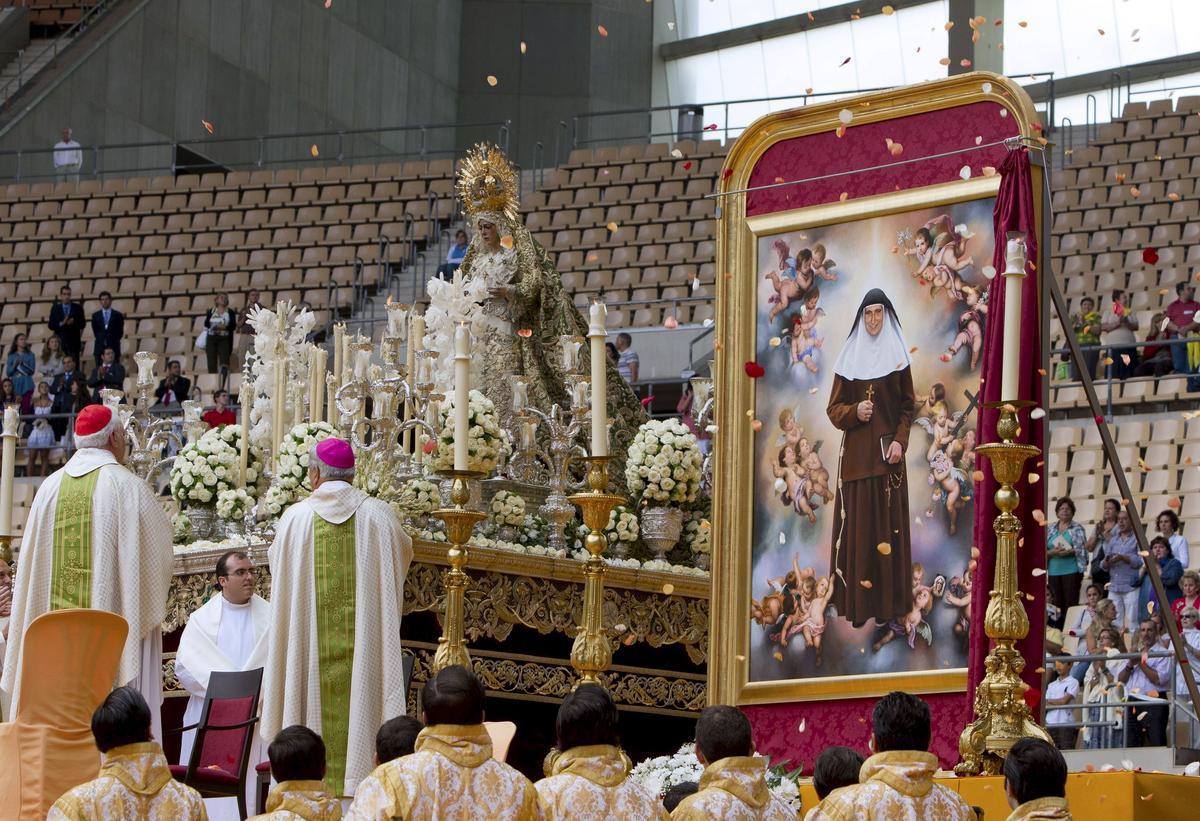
[625,419,704,506]
[172,511,193,544]
[424,273,491,394]
[173,531,255,555]
[683,510,711,556]
[267,421,338,515]
[244,301,317,451]
[215,488,253,521]
[170,427,263,508]
[429,389,507,474]
[489,490,526,526]
[579,505,639,552]
[628,742,801,813]
[395,478,441,518]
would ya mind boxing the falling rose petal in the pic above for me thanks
[682,160,693,170]
[516,328,533,338]
[1032,567,1046,577]
[773,650,784,661]
[877,542,892,555]
[881,4,895,14]
[1121,353,1131,366]
[890,142,904,157]
[1141,794,1154,802]
[597,24,608,36]
[939,57,952,66]
[972,470,985,482]
[910,346,919,353]
[500,235,514,249]
[959,165,972,180]
[1169,192,1181,201]
[1028,473,1040,484]
[670,148,683,159]
[1018,20,1028,27]
[661,583,674,595]
[423,439,436,454]
[1025,593,1035,601]
[839,192,849,201]
[836,125,847,138]
[704,123,718,131]
[971,29,980,44]
[487,75,499,86]
[520,41,527,54]
[666,21,674,30]
[1098,28,1105,36]
[663,315,679,330]
[1038,368,1047,375]
[839,56,851,66]
[944,21,955,31]
[982,166,997,177]
[324,0,332,6]
[1130,186,1141,198]
[774,176,786,184]
[751,419,762,432]
[982,81,993,94]
[779,532,786,545]
[960,58,972,67]
[805,86,814,95]
[809,387,819,395]
[797,717,808,733]
[202,119,215,134]
[744,361,764,379]
[1000,108,1008,118]
[1031,407,1046,420]
[1032,509,1046,525]
[1143,247,1159,264]
[606,221,619,233]
[1168,497,1182,509]
[1115,172,1126,183]
[623,633,636,646]
[860,580,874,589]
[838,108,853,125]
[971,546,981,558]
[702,317,714,327]
[914,517,923,526]
[774,478,787,494]
[692,277,701,292]
[768,336,782,348]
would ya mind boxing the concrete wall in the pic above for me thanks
[456,0,653,169]
[0,0,462,177]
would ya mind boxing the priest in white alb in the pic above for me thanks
[259,437,412,798]
[0,404,174,738]
[175,549,271,771]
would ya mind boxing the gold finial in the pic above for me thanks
[457,142,520,226]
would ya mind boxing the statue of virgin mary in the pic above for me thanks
[424,143,647,488]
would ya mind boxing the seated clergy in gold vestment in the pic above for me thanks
[251,726,342,821]
[48,687,207,821]
[345,665,543,820]
[536,684,668,820]
[808,691,975,820]
[670,705,794,820]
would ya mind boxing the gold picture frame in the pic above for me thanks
[709,72,1041,706]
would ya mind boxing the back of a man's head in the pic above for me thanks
[556,683,620,751]
[1004,737,1067,806]
[91,686,153,753]
[870,691,931,753]
[663,780,699,812]
[422,665,485,726]
[812,745,865,799]
[269,726,326,783]
[376,715,423,765]
[694,704,753,764]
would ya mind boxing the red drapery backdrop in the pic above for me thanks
[733,99,1042,772]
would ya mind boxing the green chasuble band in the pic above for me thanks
[312,512,357,796]
[51,470,101,610]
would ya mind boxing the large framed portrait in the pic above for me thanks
[719,176,1002,703]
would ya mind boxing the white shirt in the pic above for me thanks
[1125,648,1172,698]
[1169,533,1189,569]
[53,140,82,169]
[1177,628,1200,696]
[1045,676,1079,726]
[1101,305,1137,345]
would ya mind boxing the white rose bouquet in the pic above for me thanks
[268,421,338,515]
[625,419,704,506]
[170,427,262,508]
[489,490,526,526]
[215,488,253,521]
[429,389,506,474]
[629,742,801,813]
[172,511,193,544]
[579,504,639,553]
[683,509,711,556]
[395,477,441,519]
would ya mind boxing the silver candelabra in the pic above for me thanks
[123,352,185,484]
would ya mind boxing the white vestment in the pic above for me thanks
[259,480,412,797]
[175,592,271,764]
[1,448,173,738]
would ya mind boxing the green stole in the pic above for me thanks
[50,469,101,610]
[312,511,357,796]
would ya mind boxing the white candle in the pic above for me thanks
[418,394,441,465]
[330,325,344,421]
[1000,232,1026,401]
[560,335,583,373]
[453,323,470,470]
[292,380,304,428]
[520,419,538,451]
[572,377,590,410]
[272,358,286,454]
[238,389,250,488]
[341,336,353,388]
[307,346,319,422]
[0,407,17,536]
[386,301,410,339]
[134,351,157,385]
[512,377,529,412]
[354,339,371,380]
[588,302,608,456]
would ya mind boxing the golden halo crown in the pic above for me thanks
[457,142,520,226]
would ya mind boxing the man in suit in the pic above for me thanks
[50,355,81,438]
[153,360,191,408]
[90,291,124,365]
[88,347,126,402]
[48,286,86,359]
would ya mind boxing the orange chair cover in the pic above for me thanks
[0,609,128,820]
[484,720,517,763]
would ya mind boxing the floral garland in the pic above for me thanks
[261,421,338,518]
[625,419,704,506]
[170,427,263,508]
[628,743,801,813]
[244,301,316,452]
[428,389,507,474]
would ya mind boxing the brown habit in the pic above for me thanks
[826,366,915,626]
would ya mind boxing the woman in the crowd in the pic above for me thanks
[1172,570,1200,630]
[37,333,66,380]
[25,381,55,476]
[1154,509,1189,569]
[1046,496,1087,630]
[1138,536,1184,619]
[1085,497,1120,589]
[1082,625,1126,749]
[5,334,35,399]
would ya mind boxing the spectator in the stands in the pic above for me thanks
[48,285,85,358]
[88,347,125,402]
[235,288,263,366]
[201,390,235,428]
[0,379,17,410]
[1120,619,1170,746]
[1101,289,1139,379]
[1070,295,1101,381]
[49,355,80,401]
[1174,571,1200,630]
[1046,497,1086,631]
[1154,508,1189,569]
[438,229,469,279]
[5,334,35,400]
[615,333,639,384]
[26,382,55,477]
[204,294,238,376]
[154,360,191,408]
[1138,536,1184,619]
[1044,655,1080,750]
[90,290,124,365]
[1104,508,1144,634]
[38,334,66,380]
[1166,280,1200,392]
[606,342,619,367]
[53,127,83,182]
[1134,311,1175,378]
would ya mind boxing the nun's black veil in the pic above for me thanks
[846,288,902,338]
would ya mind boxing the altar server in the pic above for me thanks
[175,550,271,768]
[1,405,173,737]
[260,437,412,798]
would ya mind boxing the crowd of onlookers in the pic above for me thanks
[53,667,1074,820]
[1068,281,1200,389]
[1045,495,1200,750]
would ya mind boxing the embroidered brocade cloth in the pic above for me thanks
[671,755,795,820]
[535,745,668,820]
[47,742,207,820]
[251,779,343,820]
[808,750,976,820]
[314,513,357,798]
[50,470,100,610]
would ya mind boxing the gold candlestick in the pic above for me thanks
[567,457,625,686]
[957,402,1051,776]
[431,470,486,673]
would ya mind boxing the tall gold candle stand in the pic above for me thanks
[957,402,1051,776]
[567,457,625,686]
[431,470,486,673]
